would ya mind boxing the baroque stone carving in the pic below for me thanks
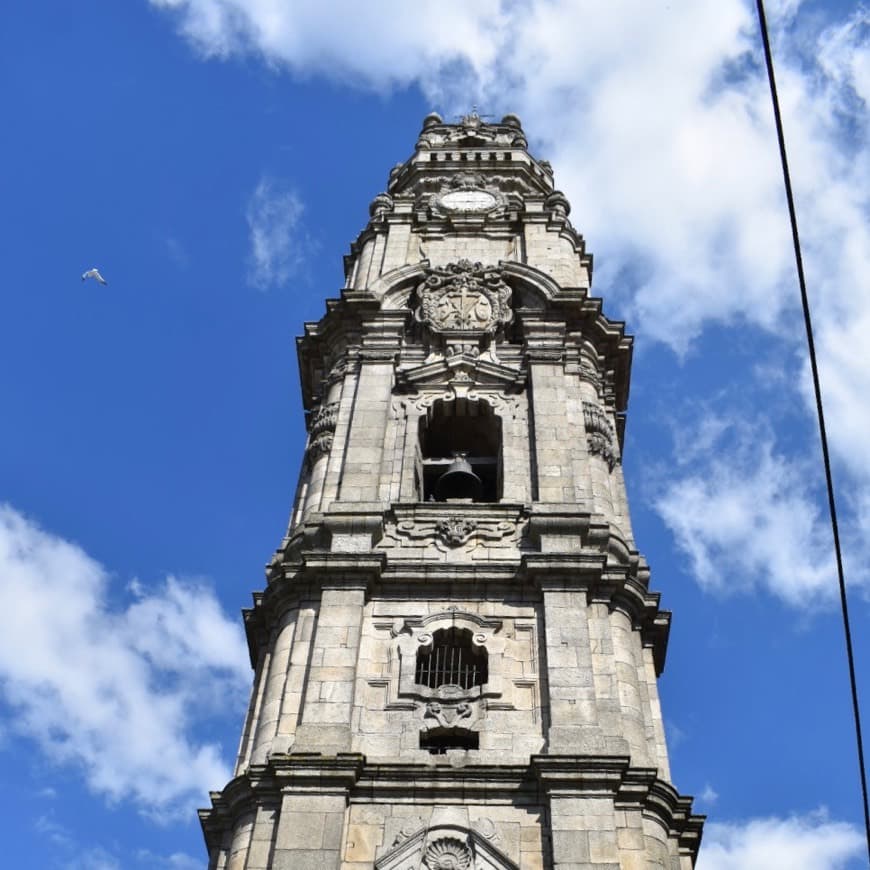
[307,431,333,461]
[577,353,603,394]
[544,190,570,219]
[430,172,506,217]
[307,400,339,461]
[403,389,524,421]
[369,192,394,219]
[380,512,528,554]
[310,401,339,435]
[324,356,352,385]
[415,261,513,337]
[435,516,477,547]
[583,400,619,470]
[423,837,472,870]
[376,822,520,870]
[474,818,499,842]
[393,818,426,847]
[423,700,479,728]
[415,109,526,150]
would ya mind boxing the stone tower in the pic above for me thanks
[200,112,704,870]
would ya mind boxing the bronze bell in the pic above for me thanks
[434,453,482,501]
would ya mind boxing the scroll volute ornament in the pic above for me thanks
[306,400,339,462]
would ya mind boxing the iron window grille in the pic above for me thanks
[415,627,488,690]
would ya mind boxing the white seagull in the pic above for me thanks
[81,268,108,285]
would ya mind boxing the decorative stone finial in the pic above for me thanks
[461,107,483,129]
[422,112,443,129]
[545,190,571,218]
[369,192,394,219]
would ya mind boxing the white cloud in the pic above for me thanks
[700,783,719,805]
[654,416,849,607]
[149,0,505,92]
[136,848,203,869]
[246,175,307,289]
[0,504,250,817]
[149,0,870,494]
[699,810,864,869]
[35,813,74,848]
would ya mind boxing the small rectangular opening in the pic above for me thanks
[420,731,479,754]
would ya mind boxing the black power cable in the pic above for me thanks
[754,1,870,862]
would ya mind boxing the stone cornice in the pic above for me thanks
[243,507,670,670]
[531,756,704,860]
[201,754,703,863]
[199,753,366,855]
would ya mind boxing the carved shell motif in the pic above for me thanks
[423,837,472,870]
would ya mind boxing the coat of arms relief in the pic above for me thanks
[415,260,513,359]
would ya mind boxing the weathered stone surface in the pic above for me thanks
[200,112,703,870]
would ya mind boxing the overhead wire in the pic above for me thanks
[754,0,870,861]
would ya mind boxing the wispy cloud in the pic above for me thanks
[64,848,122,870]
[699,809,864,869]
[245,175,307,290]
[34,814,123,870]
[135,848,203,869]
[654,415,846,608]
[699,783,720,806]
[0,504,249,818]
[150,0,870,499]
[164,236,190,270]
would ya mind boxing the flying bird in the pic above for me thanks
[81,268,107,285]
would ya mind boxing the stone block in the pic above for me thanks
[246,839,273,868]
[292,722,352,750]
[272,850,335,870]
[551,829,589,863]
[308,666,356,682]
[319,680,355,702]
[301,701,352,724]
[588,830,619,863]
[323,812,345,850]
[274,812,324,849]
[617,827,644,850]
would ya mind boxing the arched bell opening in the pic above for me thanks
[418,398,502,502]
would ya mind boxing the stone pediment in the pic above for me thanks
[375,807,519,870]
[397,355,525,393]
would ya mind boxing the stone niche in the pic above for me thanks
[343,805,541,870]
[376,807,519,870]
[356,603,544,759]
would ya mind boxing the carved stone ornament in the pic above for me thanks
[424,836,472,870]
[310,401,339,435]
[307,400,339,461]
[577,354,603,394]
[375,813,520,870]
[324,356,352,385]
[307,431,333,461]
[583,400,619,470]
[431,173,504,216]
[423,699,478,728]
[435,516,477,547]
[393,818,426,847]
[415,261,512,337]
[379,511,528,555]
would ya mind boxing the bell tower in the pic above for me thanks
[201,112,704,869]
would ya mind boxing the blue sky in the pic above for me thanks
[0,2,868,868]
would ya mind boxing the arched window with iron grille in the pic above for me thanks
[415,627,488,690]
